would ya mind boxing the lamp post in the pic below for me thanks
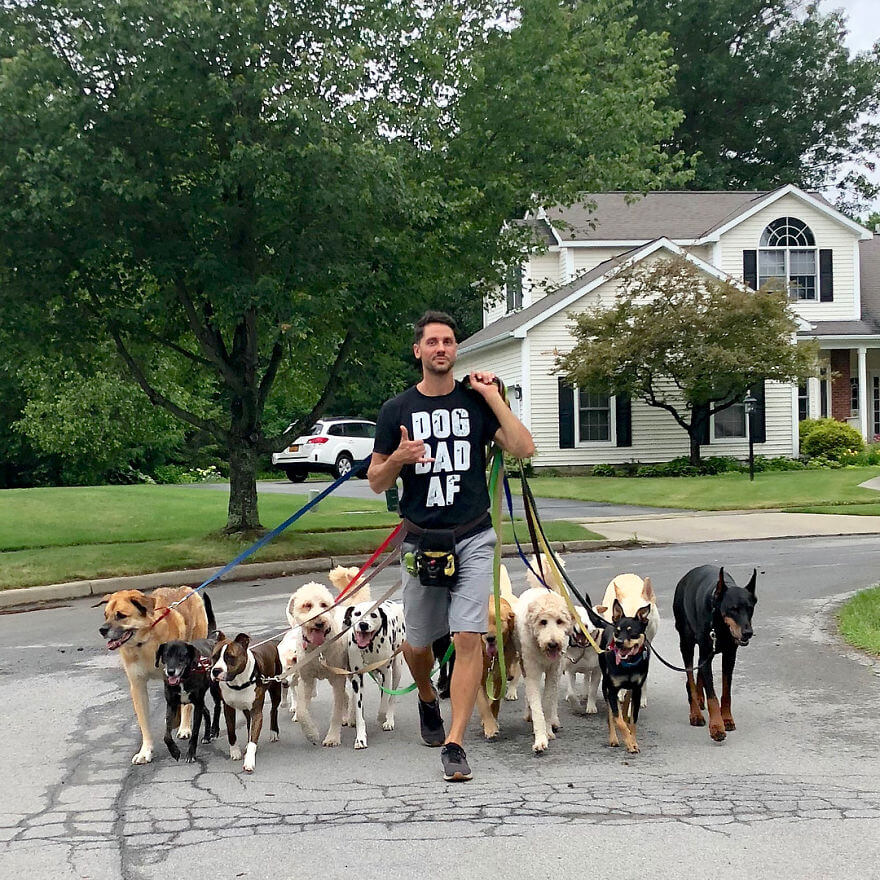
[744,392,757,482]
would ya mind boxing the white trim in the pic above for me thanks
[547,238,701,248]
[520,336,531,432]
[807,335,880,345]
[574,388,616,446]
[858,347,868,441]
[563,248,575,284]
[854,239,862,320]
[460,332,514,355]
[791,384,799,457]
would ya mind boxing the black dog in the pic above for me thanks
[155,638,222,762]
[586,599,651,754]
[433,633,455,699]
[673,565,757,742]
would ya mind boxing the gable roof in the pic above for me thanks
[536,186,870,244]
[459,238,749,354]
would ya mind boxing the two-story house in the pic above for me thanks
[455,185,878,468]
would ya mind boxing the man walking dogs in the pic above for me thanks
[368,311,535,781]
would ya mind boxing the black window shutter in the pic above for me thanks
[743,250,758,289]
[819,249,833,302]
[750,380,766,444]
[693,402,710,445]
[558,379,575,449]
[615,393,632,447]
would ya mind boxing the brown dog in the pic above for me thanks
[98,587,214,764]
[210,632,282,773]
[475,565,522,740]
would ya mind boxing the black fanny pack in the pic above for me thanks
[414,529,458,588]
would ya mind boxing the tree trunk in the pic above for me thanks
[688,427,702,467]
[226,443,263,534]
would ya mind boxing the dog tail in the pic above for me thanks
[202,590,217,634]
[499,564,516,602]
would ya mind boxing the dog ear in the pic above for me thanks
[234,633,250,649]
[155,644,165,667]
[611,598,624,623]
[378,606,388,628]
[342,606,354,628]
[745,568,757,597]
[636,604,651,624]
[92,594,113,608]
[714,568,727,602]
[131,595,156,616]
[614,580,622,601]
[595,605,607,615]
[642,577,655,603]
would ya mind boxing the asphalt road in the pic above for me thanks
[191,478,678,520]
[2,536,879,879]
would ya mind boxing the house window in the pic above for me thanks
[576,390,611,442]
[851,377,859,414]
[714,402,746,440]
[505,265,523,312]
[758,217,817,300]
[798,384,808,421]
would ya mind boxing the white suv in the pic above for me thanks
[271,417,376,482]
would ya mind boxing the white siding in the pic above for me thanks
[455,340,522,399]
[527,252,563,304]
[718,193,860,321]
[571,247,629,275]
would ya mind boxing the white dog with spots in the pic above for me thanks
[342,600,406,749]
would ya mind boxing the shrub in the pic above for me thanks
[700,456,742,475]
[752,456,806,472]
[591,463,616,476]
[801,420,864,462]
[798,417,827,452]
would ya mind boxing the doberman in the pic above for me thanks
[673,565,757,742]
[585,599,652,754]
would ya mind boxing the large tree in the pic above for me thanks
[556,256,818,465]
[0,0,687,531]
[630,0,880,212]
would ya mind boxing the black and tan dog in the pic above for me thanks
[210,632,282,773]
[155,638,222,763]
[98,587,214,764]
[586,599,651,754]
[673,565,757,742]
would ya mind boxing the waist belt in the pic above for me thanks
[402,513,491,540]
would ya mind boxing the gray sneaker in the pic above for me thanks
[440,742,472,782]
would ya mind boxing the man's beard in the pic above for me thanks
[422,355,455,375]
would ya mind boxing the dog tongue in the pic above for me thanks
[546,646,560,660]
[309,629,326,646]
[354,631,373,649]
[167,675,181,686]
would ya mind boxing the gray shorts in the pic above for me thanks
[401,527,497,648]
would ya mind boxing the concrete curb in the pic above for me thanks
[0,539,635,610]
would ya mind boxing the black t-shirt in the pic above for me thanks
[373,381,501,531]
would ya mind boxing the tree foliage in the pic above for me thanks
[0,0,687,529]
[556,256,819,463]
[630,0,880,212]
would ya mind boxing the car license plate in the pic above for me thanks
[289,444,300,452]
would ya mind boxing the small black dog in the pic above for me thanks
[586,599,651,754]
[155,638,222,762]
[673,565,757,742]
[433,633,455,699]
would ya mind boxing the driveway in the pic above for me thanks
[2,536,879,878]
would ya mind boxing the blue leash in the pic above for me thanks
[502,473,551,588]
[172,458,370,605]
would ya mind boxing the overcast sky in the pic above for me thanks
[822,0,880,53]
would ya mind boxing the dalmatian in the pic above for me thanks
[342,600,405,749]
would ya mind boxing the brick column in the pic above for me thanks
[829,349,852,421]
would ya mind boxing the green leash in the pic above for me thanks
[483,446,507,701]
[370,641,455,695]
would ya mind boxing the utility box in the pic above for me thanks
[385,486,399,513]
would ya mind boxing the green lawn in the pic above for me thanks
[524,466,880,511]
[838,586,880,656]
[0,484,600,589]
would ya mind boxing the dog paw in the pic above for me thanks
[709,726,727,743]
[723,718,736,731]
[483,724,499,740]
[689,714,706,727]
[243,759,255,773]
[550,720,562,732]
[381,720,395,731]
[640,697,648,709]
[585,703,598,715]
[322,736,341,748]
[354,739,368,750]
[505,691,518,701]
[184,752,197,764]
[132,748,153,765]
[532,737,548,754]
[167,745,181,762]
[626,743,640,754]
[230,746,242,761]
[176,727,192,741]
[270,731,279,742]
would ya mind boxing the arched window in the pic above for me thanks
[758,217,818,300]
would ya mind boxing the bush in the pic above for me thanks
[699,456,742,475]
[591,463,617,477]
[798,418,827,451]
[752,456,806,472]
[153,464,223,484]
[801,420,864,462]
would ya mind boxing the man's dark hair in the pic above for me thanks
[413,310,458,344]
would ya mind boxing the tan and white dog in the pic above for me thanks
[598,574,659,708]
[564,606,602,715]
[284,567,369,746]
[98,587,213,764]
